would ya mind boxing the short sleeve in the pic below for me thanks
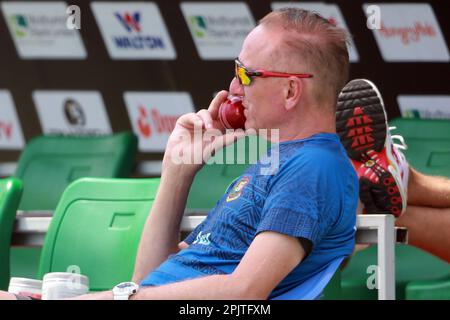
[256,151,333,247]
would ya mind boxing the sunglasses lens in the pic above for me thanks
[235,63,251,86]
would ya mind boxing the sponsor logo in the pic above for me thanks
[379,21,436,45]
[113,11,165,50]
[193,231,211,246]
[91,2,176,59]
[115,11,141,33]
[188,14,252,39]
[363,3,449,62]
[226,176,250,202]
[189,16,207,38]
[124,92,194,152]
[33,91,111,135]
[63,98,86,126]
[135,105,179,139]
[0,90,25,149]
[181,3,255,59]
[137,106,152,138]
[9,14,28,37]
[1,2,86,59]
[0,121,13,140]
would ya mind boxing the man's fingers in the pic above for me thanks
[202,129,247,162]
[177,112,203,129]
[197,109,214,129]
[208,90,228,120]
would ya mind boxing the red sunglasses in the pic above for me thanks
[235,58,313,86]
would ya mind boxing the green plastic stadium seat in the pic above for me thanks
[389,118,450,177]
[341,118,450,300]
[11,132,138,280]
[341,245,450,300]
[406,275,450,300]
[38,178,160,291]
[15,132,138,211]
[0,178,23,290]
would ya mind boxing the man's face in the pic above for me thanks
[229,25,287,131]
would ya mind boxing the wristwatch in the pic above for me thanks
[112,282,139,300]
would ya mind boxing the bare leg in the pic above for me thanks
[396,205,450,262]
[408,167,450,208]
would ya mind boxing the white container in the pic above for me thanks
[42,272,89,300]
[8,277,43,299]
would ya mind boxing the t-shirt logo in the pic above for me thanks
[226,176,249,202]
[193,231,211,245]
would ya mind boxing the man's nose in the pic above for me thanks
[229,77,244,97]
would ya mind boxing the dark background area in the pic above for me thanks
[0,0,449,167]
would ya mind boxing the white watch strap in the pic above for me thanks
[114,294,130,300]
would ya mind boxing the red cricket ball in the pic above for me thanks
[218,95,246,130]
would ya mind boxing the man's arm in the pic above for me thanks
[132,91,244,283]
[133,231,305,299]
[132,169,194,283]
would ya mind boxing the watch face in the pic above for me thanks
[117,283,134,289]
[114,282,139,297]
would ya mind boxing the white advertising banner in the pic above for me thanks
[124,92,195,152]
[0,90,25,149]
[1,1,86,59]
[91,1,176,60]
[398,95,450,119]
[181,2,255,60]
[33,91,112,135]
[363,3,450,62]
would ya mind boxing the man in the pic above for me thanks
[119,8,358,300]
[1,8,358,300]
[1,8,447,301]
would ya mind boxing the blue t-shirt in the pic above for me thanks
[141,133,358,298]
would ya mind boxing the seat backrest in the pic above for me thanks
[0,178,23,289]
[186,135,269,210]
[390,118,450,176]
[14,132,137,210]
[271,257,344,300]
[38,177,159,291]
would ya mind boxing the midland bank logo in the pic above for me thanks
[379,21,437,45]
[136,105,178,139]
[113,11,165,49]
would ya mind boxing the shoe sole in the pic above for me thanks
[336,79,387,160]
[336,79,403,216]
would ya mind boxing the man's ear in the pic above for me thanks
[284,77,303,111]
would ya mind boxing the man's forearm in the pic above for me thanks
[132,167,195,283]
[131,274,261,300]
